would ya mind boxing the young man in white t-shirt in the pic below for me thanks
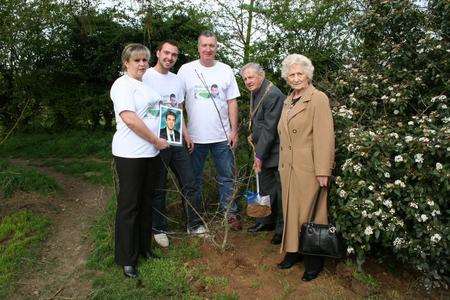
[177,31,242,230]
[143,41,206,246]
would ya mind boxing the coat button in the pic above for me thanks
[288,146,292,150]
[292,129,297,133]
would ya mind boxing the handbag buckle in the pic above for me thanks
[329,226,336,234]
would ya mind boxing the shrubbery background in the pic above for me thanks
[325,1,449,288]
[1,0,448,289]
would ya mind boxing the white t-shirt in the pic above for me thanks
[142,68,184,108]
[110,74,162,158]
[177,60,240,143]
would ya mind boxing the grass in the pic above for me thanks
[0,210,51,298]
[40,158,113,186]
[87,196,204,299]
[0,159,60,198]
[353,270,379,288]
[0,130,112,159]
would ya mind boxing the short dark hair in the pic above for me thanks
[156,40,179,52]
[211,84,218,89]
[166,110,177,120]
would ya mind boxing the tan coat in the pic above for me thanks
[277,84,335,253]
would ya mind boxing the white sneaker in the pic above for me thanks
[188,225,207,235]
[154,233,169,248]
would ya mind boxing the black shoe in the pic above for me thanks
[277,252,302,269]
[247,223,275,233]
[301,269,322,282]
[271,233,282,245]
[141,251,160,260]
[123,265,138,278]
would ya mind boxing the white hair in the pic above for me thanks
[281,54,314,81]
[239,63,265,78]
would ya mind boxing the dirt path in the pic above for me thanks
[7,160,111,299]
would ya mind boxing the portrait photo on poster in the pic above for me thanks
[158,105,183,146]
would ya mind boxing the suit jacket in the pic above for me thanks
[160,128,181,143]
[277,84,335,253]
[251,79,285,168]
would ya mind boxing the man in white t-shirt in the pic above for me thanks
[177,31,242,230]
[143,40,206,247]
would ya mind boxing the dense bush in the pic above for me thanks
[326,0,449,288]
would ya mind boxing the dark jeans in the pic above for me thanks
[191,141,238,215]
[152,146,202,231]
[255,167,283,235]
[114,155,162,266]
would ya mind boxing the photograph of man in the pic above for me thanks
[159,109,181,144]
[210,84,219,99]
[169,93,178,107]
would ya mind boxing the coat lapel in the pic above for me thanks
[287,85,315,122]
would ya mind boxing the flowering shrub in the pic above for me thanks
[324,1,449,288]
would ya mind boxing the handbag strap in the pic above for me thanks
[306,181,331,223]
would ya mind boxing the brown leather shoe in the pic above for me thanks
[228,215,242,231]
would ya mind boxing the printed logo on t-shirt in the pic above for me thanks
[194,84,222,101]
[161,93,181,108]
[145,101,161,119]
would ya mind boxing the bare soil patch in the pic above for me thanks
[4,159,111,299]
[187,230,447,299]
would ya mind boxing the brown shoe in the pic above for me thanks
[228,215,242,231]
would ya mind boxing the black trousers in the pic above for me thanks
[152,146,201,231]
[114,155,162,266]
[255,167,284,235]
[304,255,324,273]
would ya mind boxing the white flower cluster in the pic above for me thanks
[393,237,405,249]
[336,106,354,119]
[394,155,403,162]
[430,95,447,103]
[404,135,413,143]
[414,153,424,164]
[417,214,428,222]
[430,234,441,244]
[431,210,441,217]
[364,226,373,236]
[394,180,406,188]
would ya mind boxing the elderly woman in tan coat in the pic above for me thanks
[276,54,335,282]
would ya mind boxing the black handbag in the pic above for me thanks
[299,186,345,258]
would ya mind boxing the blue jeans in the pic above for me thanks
[191,141,238,215]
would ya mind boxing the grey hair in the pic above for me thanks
[281,54,314,81]
[239,63,265,78]
[198,30,217,45]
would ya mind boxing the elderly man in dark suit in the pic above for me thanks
[241,63,285,244]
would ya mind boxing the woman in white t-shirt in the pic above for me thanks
[110,43,169,278]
